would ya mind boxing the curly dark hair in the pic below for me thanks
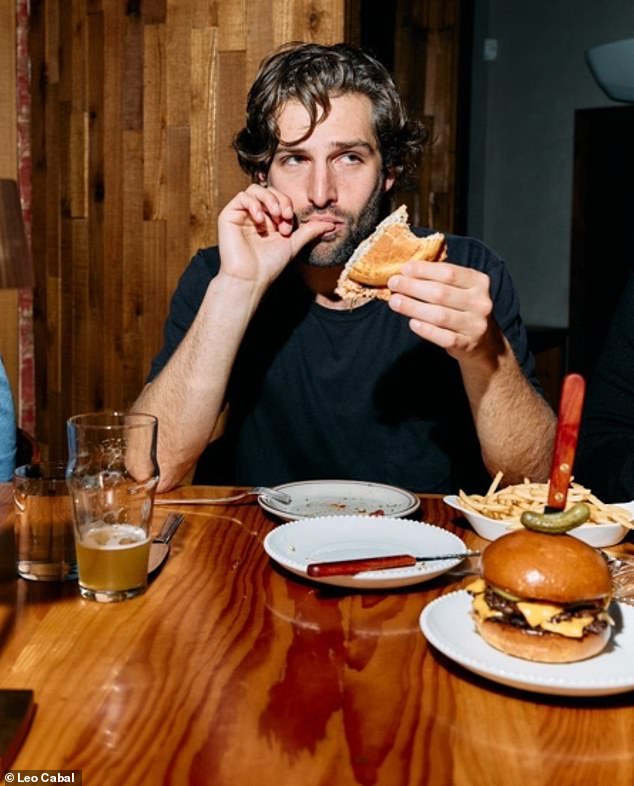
[233,42,426,187]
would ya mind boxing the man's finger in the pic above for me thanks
[289,220,336,254]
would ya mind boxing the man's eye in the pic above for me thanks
[339,153,363,164]
[280,155,304,166]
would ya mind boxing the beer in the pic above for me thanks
[76,523,150,595]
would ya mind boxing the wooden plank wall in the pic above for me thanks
[29,0,345,459]
[391,0,463,231]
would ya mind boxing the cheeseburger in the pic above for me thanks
[467,529,614,663]
[335,205,447,303]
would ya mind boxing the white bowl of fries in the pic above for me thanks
[444,474,634,547]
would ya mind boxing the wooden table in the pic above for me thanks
[0,484,633,785]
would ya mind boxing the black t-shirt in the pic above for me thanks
[149,231,540,493]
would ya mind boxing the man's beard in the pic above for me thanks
[296,179,386,268]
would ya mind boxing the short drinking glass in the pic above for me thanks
[14,462,78,581]
[66,411,159,602]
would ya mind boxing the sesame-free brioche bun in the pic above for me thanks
[481,529,612,604]
[335,205,447,303]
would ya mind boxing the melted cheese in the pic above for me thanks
[469,583,598,639]
[516,602,594,638]
[472,592,503,621]
[516,601,564,628]
[466,578,486,594]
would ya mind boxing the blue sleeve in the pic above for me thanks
[146,247,220,383]
[0,358,16,480]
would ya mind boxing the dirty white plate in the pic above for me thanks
[259,479,420,522]
[263,515,467,589]
[444,495,632,548]
[420,590,634,697]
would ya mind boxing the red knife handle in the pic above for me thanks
[547,373,586,509]
[307,554,416,577]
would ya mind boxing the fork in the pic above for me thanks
[155,486,292,506]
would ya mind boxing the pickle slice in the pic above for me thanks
[491,586,521,602]
[520,502,591,534]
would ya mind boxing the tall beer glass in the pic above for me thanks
[66,411,159,602]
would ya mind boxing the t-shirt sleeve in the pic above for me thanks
[445,234,541,390]
[0,357,16,481]
[489,256,540,389]
[146,247,219,383]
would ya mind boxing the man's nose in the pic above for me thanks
[307,162,337,207]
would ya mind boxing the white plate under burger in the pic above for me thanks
[258,479,420,522]
[420,590,634,697]
[444,495,633,548]
[262,515,467,589]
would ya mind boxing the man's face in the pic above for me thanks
[265,93,395,267]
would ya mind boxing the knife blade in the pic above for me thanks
[306,550,480,578]
[0,689,35,774]
[545,373,586,512]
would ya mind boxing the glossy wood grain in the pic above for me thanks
[0,486,632,786]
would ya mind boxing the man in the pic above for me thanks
[134,42,555,493]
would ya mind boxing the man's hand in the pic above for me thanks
[388,257,556,484]
[218,183,334,287]
[387,260,502,361]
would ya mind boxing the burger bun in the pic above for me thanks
[475,617,611,664]
[335,205,446,303]
[481,529,612,604]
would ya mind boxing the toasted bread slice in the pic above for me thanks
[335,205,446,303]
[348,224,447,286]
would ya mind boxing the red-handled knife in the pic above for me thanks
[306,550,480,578]
[546,373,586,511]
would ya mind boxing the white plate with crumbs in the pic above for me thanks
[444,495,632,548]
[262,515,467,589]
[258,479,420,522]
[420,590,634,697]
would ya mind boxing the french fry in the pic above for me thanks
[458,478,634,529]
